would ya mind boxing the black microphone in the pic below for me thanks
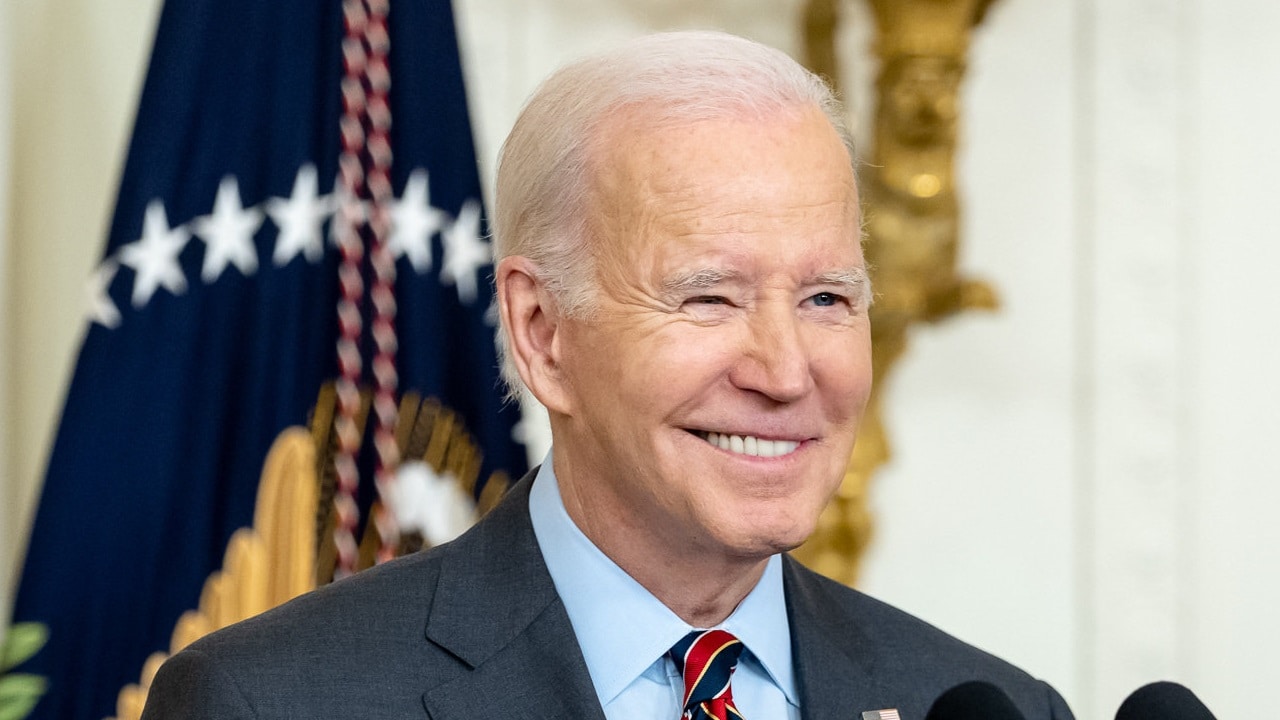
[925,681,1028,720]
[1115,681,1217,720]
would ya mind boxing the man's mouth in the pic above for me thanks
[691,430,800,458]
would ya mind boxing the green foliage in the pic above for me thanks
[0,625,46,673]
[0,624,49,720]
[0,675,48,720]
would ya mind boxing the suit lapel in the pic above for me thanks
[784,557,893,720]
[419,472,607,720]
[423,476,904,719]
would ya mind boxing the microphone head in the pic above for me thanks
[1115,681,1216,720]
[925,681,1027,720]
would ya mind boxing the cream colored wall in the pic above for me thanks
[4,1,1277,718]
[0,0,163,632]
[0,0,13,640]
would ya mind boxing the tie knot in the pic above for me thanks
[670,629,745,717]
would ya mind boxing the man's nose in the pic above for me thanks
[729,306,813,402]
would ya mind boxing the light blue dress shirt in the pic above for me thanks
[527,452,801,720]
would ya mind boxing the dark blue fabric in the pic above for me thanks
[9,2,526,718]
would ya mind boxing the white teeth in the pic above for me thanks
[702,432,799,458]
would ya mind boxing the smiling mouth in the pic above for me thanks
[690,430,801,458]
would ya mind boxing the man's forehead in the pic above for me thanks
[614,104,853,203]
[579,102,860,280]
[594,100,842,162]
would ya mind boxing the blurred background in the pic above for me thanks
[2,1,1278,718]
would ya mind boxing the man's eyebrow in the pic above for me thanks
[811,268,874,306]
[660,268,743,296]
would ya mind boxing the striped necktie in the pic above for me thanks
[670,629,746,720]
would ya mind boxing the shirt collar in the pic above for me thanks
[527,451,797,707]
[722,551,796,706]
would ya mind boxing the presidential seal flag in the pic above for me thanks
[6,1,526,718]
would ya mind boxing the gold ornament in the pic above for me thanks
[793,0,1000,584]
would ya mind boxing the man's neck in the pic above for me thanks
[621,554,770,628]
[555,465,772,627]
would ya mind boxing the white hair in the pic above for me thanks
[492,30,856,396]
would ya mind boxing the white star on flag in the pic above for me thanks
[267,164,331,266]
[439,199,490,305]
[86,260,121,328]
[389,168,448,273]
[119,200,190,307]
[192,176,263,282]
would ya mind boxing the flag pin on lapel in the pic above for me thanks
[862,711,901,720]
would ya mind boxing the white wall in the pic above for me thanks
[1186,1,1280,711]
[858,0,1081,706]
[4,1,1276,718]
[855,1,1279,718]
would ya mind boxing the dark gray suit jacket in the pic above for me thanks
[143,474,1074,719]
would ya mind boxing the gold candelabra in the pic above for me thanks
[794,0,1001,584]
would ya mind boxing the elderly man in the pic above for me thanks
[144,31,1073,720]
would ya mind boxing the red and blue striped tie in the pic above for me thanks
[670,629,746,720]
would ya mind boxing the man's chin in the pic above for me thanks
[722,523,816,561]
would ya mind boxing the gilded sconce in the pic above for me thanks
[794,0,1001,584]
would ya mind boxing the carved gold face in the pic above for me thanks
[882,55,963,146]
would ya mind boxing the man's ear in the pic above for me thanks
[495,256,573,414]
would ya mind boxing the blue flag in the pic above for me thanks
[8,1,526,718]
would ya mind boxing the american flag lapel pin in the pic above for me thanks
[861,710,901,720]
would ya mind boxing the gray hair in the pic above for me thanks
[492,30,856,395]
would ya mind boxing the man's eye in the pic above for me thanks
[690,296,727,305]
[810,292,842,307]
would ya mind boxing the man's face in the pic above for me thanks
[550,105,872,565]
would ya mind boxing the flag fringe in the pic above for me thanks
[108,428,318,720]
[109,392,511,719]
